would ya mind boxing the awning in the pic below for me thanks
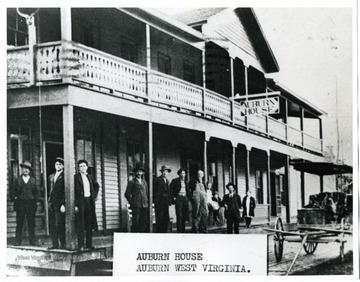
[292,162,353,176]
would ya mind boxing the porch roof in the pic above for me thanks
[292,161,353,176]
[119,8,206,44]
[267,78,326,117]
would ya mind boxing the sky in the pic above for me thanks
[158,6,355,166]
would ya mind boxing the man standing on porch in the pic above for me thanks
[153,165,172,233]
[74,160,99,250]
[189,170,208,233]
[48,157,66,249]
[125,164,149,232]
[170,168,190,233]
[11,161,39,246]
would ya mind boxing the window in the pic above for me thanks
[121,39,137,63]
[183,59,195,84]
[7,8,28,46]
[157,52,171,75]
[256,170,264,204]
[76,138,95,176]
[127,142,145,181]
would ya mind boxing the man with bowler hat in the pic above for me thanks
[125,164,149,232]
[170,168,190,233]
[153,165,172,233]
[222,183,242,234]
[74,159,99,250]
[48,157,66,249]
[11,161,39,246]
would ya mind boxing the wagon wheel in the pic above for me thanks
[303,242,318,254]
[274,217,284,262]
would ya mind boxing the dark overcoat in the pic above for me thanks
[48,171,65,211]
[125,178,149,208]
[153,176,171,205]
[242,196,256,217]
[221,193,242,219]
[74,173,99,231]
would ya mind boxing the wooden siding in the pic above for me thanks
[95,142,104,231]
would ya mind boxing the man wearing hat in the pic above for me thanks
[170,168,190,233]
[74,159,99,250]
[125,164,149,232]
[153,165,172,233]
[11,161,39,246]
[221,183,242,234]
[48,157,66,249]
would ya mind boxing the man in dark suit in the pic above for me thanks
[125,164,149,232]
[221,183,242,234]
[74,160,99,250]
[170,168,190,233]
[242,190,256,228]
[48,157,66,249]
[11,161,39,246]
[153,165,172,233]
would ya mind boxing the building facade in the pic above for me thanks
[7,8,326,248]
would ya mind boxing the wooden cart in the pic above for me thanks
[264,208,352,275]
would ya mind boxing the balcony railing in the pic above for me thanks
[7,41,323,154]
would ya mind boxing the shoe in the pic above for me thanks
[47,245,59,250]
[79,247,84,251]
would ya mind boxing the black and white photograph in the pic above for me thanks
[4,1,358,279]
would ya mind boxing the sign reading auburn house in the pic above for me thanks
[240,96,279,116]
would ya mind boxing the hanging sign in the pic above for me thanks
[240,96,279,116]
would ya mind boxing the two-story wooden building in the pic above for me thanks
[7,7,326,249]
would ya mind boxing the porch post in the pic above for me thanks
[285,155,291,224]
[203,139,208,182]
[300,108,304,147]
[244,66,249,128]
[230,58,235,125]
[320,175,324,193]
[232,146,236,184]
[319,118,323,152]
[63,105,76,250]
[266,151,271,224]
[301,171,305,207]
[60,8,72,41]
[146,24,151,103]
[147,121,154,233]
[284,98,289,141]
[202,44,207,116]
[245,147,251,192]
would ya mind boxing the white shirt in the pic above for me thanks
[22,175,30,183]
[81,173,91,197]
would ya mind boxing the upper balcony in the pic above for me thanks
[7,40,323,154]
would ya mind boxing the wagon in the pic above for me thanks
[264,207,352,275]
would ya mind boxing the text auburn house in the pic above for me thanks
[7,8,326,248]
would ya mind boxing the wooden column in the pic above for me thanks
[266,151,271,223]
[320,175,324,193]
[230,58,235,124]
[232,146,236,184]
[244,66,249,128]
[60,8,72,41]
[301,171,305,207]
[319,118,323,152]
[204,139,208,182]
[146,24,151,103]
[63,105,76,250]
[100,121,107,233]
[245,147,250,192]
[27,15,36,85]
[284,99,289,141]
[285,155,291,224]
[202,45,207,116]
[300,108,304,147]
[146,121,154,233]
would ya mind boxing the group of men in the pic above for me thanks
[125,165,210,233]
[125,164,256,234]
[11,159,256,248]
[11,158,98,250]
